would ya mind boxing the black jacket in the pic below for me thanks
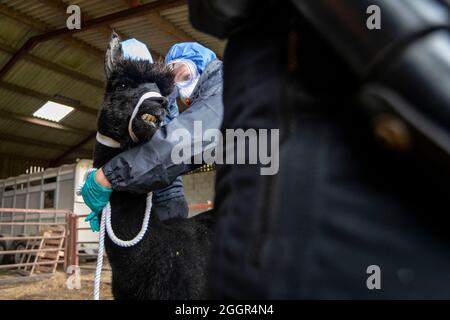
[191,0,450,299]
[188,0,276,39]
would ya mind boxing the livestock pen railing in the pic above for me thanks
[72,213,102,271]
[0,202,214,282]
[0,208,80,281]
[71,202,214,268]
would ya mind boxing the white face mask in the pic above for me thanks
[178,76,200,106]
[169,60,200,107]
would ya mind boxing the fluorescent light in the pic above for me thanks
[33,101,74,122]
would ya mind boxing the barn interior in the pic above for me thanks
[0,0,220,297]
[0,0,224,177]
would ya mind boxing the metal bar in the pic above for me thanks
[0,260,63,269]
[0,212,67,216]
[0,236,64,241]
[0,152,49,165]
[37,0,163,59]
[0,81,98,116]
[0,132,88,153]
[51,131,96,166]
[0,3,104,61]
[33,0,187,42]
[69,214,79,267]
[0,208,71,214]
[64,212,69,270]
[0,109,91,136]
[0,3,50,31]
[76,227,92,231]
[0,38,35,79]
[0,248,62,255]
[122,0,207,56]
[76,241,98,244]
[0,42,104,89]
[0,222,66,226]
[0,0,186,80]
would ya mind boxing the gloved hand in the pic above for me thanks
[81,169,113,232]
[85,211,101,232]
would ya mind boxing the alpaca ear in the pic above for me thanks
[105,31,123,79]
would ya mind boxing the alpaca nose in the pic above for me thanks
[145,96,168,111]
[149,96,168,107]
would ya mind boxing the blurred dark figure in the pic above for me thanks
[189,0,450,298]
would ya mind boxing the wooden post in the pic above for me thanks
[68,214,79,268]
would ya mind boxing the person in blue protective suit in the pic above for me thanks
[82,41,223,229]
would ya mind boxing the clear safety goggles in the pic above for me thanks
[168,59,199,87]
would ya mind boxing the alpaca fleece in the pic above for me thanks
[94,34,216,300]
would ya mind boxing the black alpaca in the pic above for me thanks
[94,33,215,299]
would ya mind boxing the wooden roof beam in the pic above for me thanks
[30,0,187,42]
[36,0,163,59]
[0,152,50,164]
[0,109,92,136]
[0,81,98,116]
[50,131,96,166]
[0,1,182,79]
[122,0,221,59]
[123,0,193,42]
[0,3,104,61]
[0,42,104,89]
[37,0,129,40]
[0,3,50,32]
[0,131,92,154]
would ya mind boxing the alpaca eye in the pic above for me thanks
[117,83,127,91]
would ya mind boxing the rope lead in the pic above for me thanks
[79,169,152,300]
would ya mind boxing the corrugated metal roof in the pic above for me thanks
[0,0,225,177]
[161,5,226,54]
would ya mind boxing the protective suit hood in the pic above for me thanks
[165,42,217,74]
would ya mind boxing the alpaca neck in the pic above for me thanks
[93,142,150,238]
[92,141,121,169]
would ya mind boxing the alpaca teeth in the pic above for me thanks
[141,113,157,124]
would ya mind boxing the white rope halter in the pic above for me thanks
[128,91,163,144]
[95,132,121,149]
[96,90,163,147]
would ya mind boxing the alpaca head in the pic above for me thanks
[97,32,175,150]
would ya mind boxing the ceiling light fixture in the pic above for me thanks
[33,101,74,122]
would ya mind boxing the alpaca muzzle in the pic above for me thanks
[128,91,166,144]
[95,91,166,149]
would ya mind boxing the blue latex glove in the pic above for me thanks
[81,169,113,232]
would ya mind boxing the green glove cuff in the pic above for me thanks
[91,169,114,193]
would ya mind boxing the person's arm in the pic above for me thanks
[100,92,223,194]
[188,0,273,39]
